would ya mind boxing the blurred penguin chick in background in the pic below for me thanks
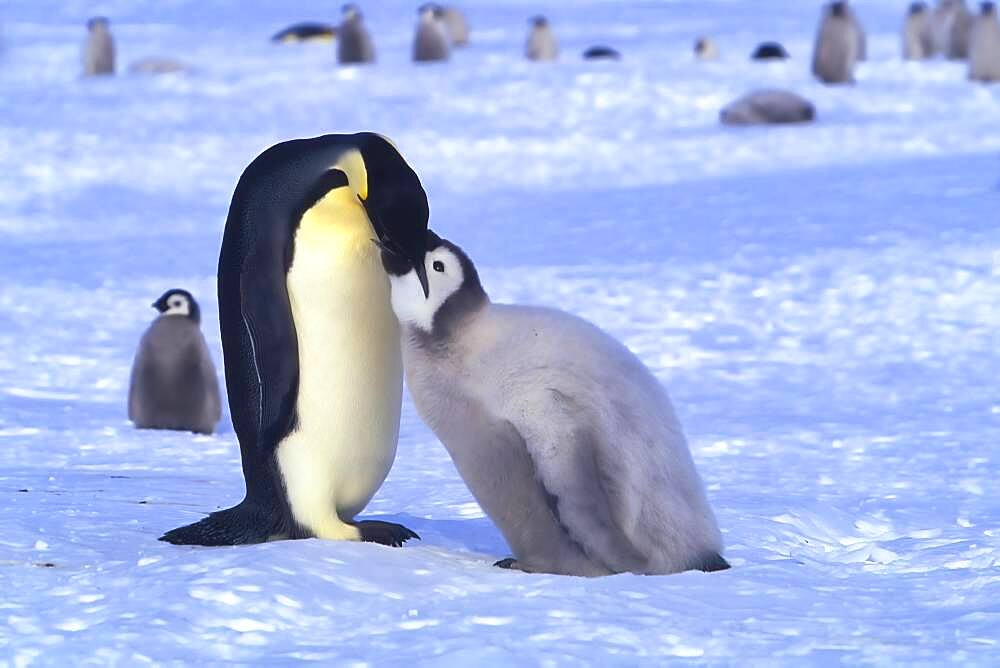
[338,4,376,64]
[83,17,115,76]
[441,6,470,46]
[969,1,1000,81]
[903,2,936,59]
[413,4,451,62]
[526,15,559,61]
[812,1,859,84]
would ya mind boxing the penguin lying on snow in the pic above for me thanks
[583,45,621,61]
[129,57,190,75]
[720,89,816,126]
[161,133,429,547]
[338,4,376,64]
[272,23,337,44]
[129,290,221,435]
[526,16,558,61]
[83,17,115,76]
[382,231,729,576]
[751,42,789,60]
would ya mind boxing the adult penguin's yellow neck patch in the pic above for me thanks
[333,149,368,201]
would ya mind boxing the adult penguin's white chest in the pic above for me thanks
[276,187,403,538]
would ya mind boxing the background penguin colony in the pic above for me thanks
[77,2,1000,126]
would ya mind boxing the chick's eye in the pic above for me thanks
[432,260,445,273]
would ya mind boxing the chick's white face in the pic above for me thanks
[389,246,464,333]
[163,293,191,317]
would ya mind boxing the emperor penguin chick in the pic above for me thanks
[850,4,868,61]
[903,2,935,59]
[694,36,719,60]
[83,17,115,76]
[526,16,559,61]
[338,4,376,64]
[441,6,470,46]
[969,2,1000,81]
[383,232,729,577]
[934,0,974,58]
[128,289,221,435]
[414,5,451,62]
[812,1,859,84]
[949,0,975,58]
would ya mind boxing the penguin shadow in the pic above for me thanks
[373,512,508,557]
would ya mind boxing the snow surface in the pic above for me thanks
[2,0,999,664]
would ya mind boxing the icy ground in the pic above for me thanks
[2,0,999,664]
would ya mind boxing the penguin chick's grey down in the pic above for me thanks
[129,289,221,435]
[903,2,935,59]
[414,5,451,62]
[441,6,470,46]
[338,4,376,64]
[382,232,729,577]
[526,16,559,61]
[812,1,859,84]
[946,0,975,59]
[720,89,816,126]
[83,17,115,76]
[969,2,1000,81]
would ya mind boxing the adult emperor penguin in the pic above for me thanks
[160,133,429,547]
[812,1,859,84]
[382,231,729,576]
[413,5,451,63]
[337,4,376,64]
[526,16,558,61]
[904,2,935,59]
[970,2,1000,81]
[129,289,221,435]
[82,17,115,76]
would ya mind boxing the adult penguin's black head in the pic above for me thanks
[353,133,431,297]
[153,288,200,323]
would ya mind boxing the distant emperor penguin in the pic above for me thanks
[812,1,859,84]
[903,2,936,59]
[128,289,221,435]
[161,133,430,547]
[83,17,115,76]
[526,16,559,61]
[337,4,376,64]
[970,2,1000,81]
[382,231,730,577]
[414,5,451,62]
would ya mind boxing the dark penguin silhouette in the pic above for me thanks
[751,42,789,60]
[583,45,621,60]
